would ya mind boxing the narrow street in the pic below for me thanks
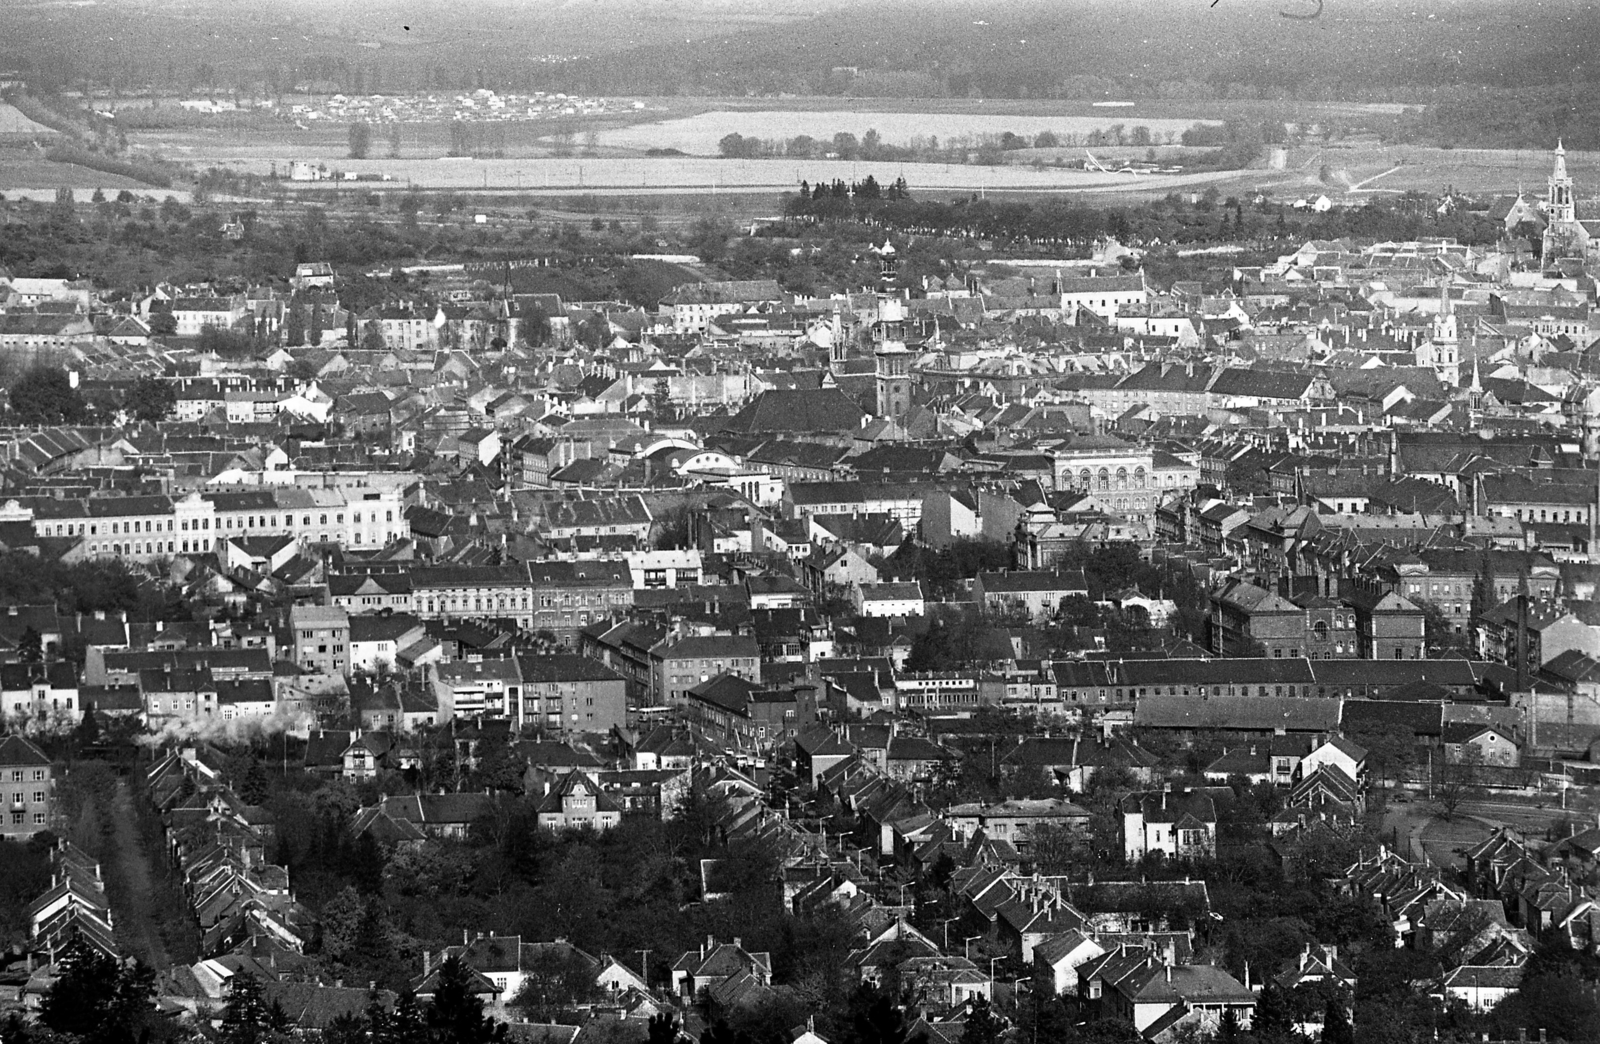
[104,780,170,969]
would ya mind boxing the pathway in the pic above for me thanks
[104,780,170,968]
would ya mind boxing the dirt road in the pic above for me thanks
[104,781,170,968]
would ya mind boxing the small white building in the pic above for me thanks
[1300,735,1367,779]
[624,549,703,590]
[853,582,925,618]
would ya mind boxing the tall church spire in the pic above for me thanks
[1428,279,1460,387]
[1549,139,1575,223]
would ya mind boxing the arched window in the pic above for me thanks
[1134,466,1147,488]
[1079,468,1092,489]
[1313,620,1329,642]
[1097,468,1110,491]
[1115,467,1128,491]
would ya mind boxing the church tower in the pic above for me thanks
[874,297,912,419]
[874,343,911,419]
[872,239,900,293]
[1549,140,1575,224]
[1427,281,1460,387]
[1542,139,1590,263]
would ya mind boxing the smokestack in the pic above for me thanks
[1516,591,1528,693]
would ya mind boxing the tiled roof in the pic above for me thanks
[723,389,867,434]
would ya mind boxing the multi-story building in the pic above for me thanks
[517,653,628,734]
[893,671,985,713]
[0,314,96,354]
[661,279,784,333]
[23,484,409,562]
[170,295,247,337]
[1480,595,1600,670]
[348,614,427,673]
[1343,586,1428,661]
[582,620,667,705]
[623,550,703,590]
[360,304,444,351]
[207,486,408,551]
[290,605,350,676]
[652,630,760,705]
[1051,432,1157,518]
[536,772,623,831]
[0,736,54,838]
[974,569,1090,621]
[506,435,568,488]
[29,493,213,562]
[412,565,537,628]
[785,482,925,525]
[686,674,818,746]
[1368,548,1559,639]
[139,666,219,725]
[527,560,633,640]
[0,662,81,726]
[1057,272,1148,322]
[329,572,415,614]
[433,658,522,720]
[1211,581,1306,658]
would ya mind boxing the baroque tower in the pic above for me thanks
[874,298,911,418]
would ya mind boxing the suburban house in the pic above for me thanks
[1120,788,1218,862]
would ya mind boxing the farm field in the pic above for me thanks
[0,103,56,136]
[0,155,157,194]
[65,96,1580,204]
[656,97,1417,120]
[226,155,1261,195]
[1290,144,1598,196]
[590,109,1223,154]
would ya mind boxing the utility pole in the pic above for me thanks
[636,949,652,989]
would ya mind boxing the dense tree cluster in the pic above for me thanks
[782,184,1503,252]
[7,364,86,425]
